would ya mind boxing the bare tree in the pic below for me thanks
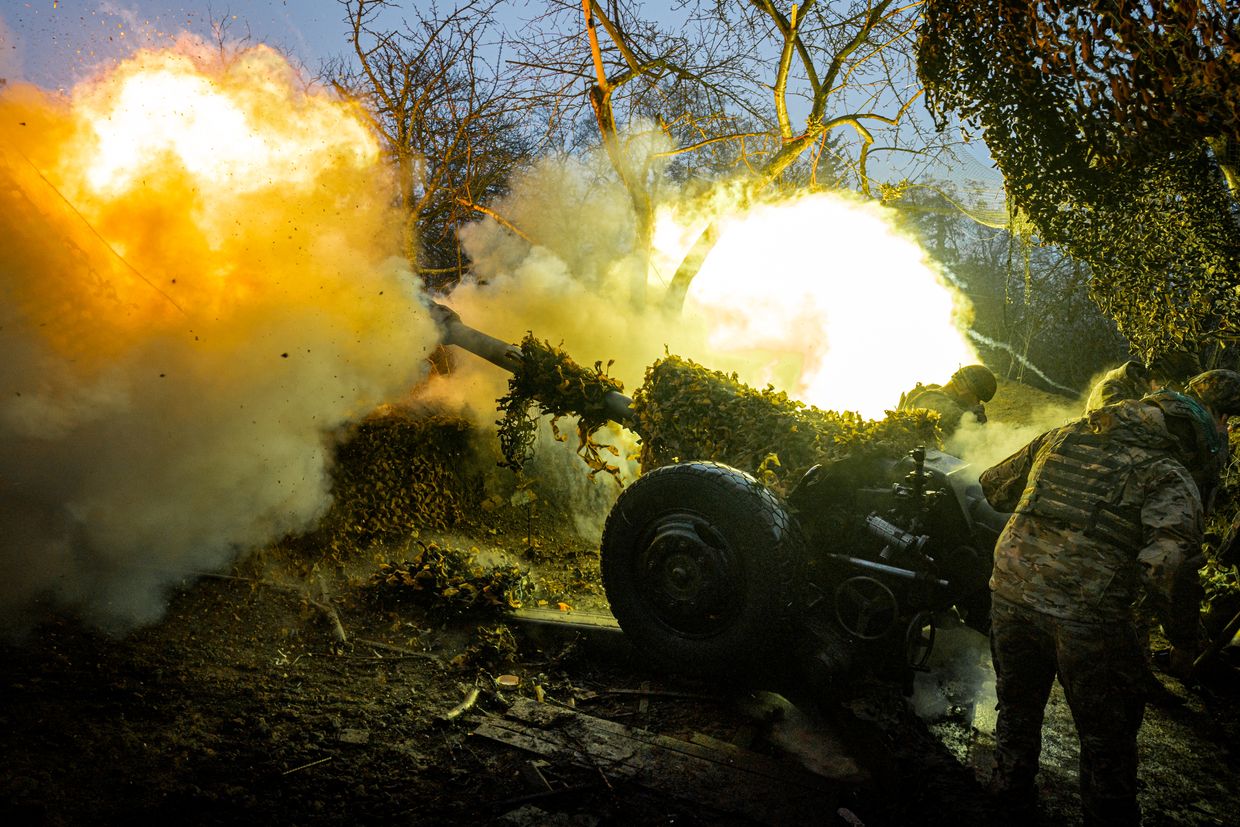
[506,1,945,310]
[326,2,954,306]
[325,0,532,291]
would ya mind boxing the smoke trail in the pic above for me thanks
[967,329,1079,395]
[0,45,439,632]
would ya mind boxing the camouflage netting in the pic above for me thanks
[310,407,483,558]
[496,334,626,480]
[631,355,941,493]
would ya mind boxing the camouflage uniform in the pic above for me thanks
[980,400,1204,826]
[1085,361,1150,413]
[900,365,995,436]
[1085,362,1202,699]
[1087,352,1204,415]
[898,384,985,435]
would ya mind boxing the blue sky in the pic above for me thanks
[1,1,352,90]
[0,1,1003,195]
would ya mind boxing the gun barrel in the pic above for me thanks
[431,303,636,425]
[601,390,636,426]
[433,303,523,373]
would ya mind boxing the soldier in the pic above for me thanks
[898,363,997,435]
[1085,351,1214,705]
[979,369,1240,826]
[1085,350,1202,413]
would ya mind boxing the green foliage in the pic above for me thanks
[496,335,626,480]
[311,408,482,560]
[631,354,941,493]
[1204,435,1240,631]
[918,1,1240,359]
[368,540,529,617]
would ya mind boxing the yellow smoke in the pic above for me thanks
[0,43,438,629]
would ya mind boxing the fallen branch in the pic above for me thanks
[443,687,482,721]
[281,756,332,776]
[307,597,348,645]
[313,574,349,645]
[353,638,443,663]
[198,571,347,644]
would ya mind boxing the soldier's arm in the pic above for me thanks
[909,390,963,429]
[1136,465,1205,650]
[979,428,1054,512]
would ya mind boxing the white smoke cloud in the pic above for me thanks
[945,396,1082,473]
[913,625,995,725]
[448,144,696,394]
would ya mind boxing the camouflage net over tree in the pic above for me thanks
[917,0,1240,620]
[496,334,626,480]
[917,1,1240,360]
[631,355,941,493]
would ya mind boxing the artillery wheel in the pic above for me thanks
[600,461,804,678]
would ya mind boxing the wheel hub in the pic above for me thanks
[638,514,741,637]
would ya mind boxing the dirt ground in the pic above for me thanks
[1,378,1235,827]
[2,500,1238,827]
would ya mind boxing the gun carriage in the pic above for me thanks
[436,306,1005,691]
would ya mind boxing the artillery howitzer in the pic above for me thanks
[435,305,1006,692]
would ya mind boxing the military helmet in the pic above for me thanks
[1145,389,1225,472]
[1187,369,1240,417]
[951,364,997,403]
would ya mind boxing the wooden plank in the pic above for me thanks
[474,698,840,824]
[506,697,842,783]
[509,607,622,631]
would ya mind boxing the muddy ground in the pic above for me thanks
[2,504,1238,827]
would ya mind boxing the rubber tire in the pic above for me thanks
[600,461,804,678]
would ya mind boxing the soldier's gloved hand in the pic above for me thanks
[972,405,988,424]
